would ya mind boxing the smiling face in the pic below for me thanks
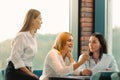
[53,32,74,56]
[63,36,74,52]
[89,36,101,53]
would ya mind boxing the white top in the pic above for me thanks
[74,54,119,75]
[7,31,37,69]
[40,49,74,80]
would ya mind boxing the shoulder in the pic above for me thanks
[102,54,115,60]
[48,49,60,58]
[15,32,27,38]
[13,32,29,42]
[103,53,112,57]
[48,49,59,56]
[15,31,31,39]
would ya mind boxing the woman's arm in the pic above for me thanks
[49,51,89,76]
[11,35,26,68]
[49,51,73,76]
[73,55,91,76]
[73,53,89,70]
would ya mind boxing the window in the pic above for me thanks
[0,0,69,69]
[95,0,120,70]
[106,0,120,70]
[111,0,120,70]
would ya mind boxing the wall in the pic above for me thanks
[78,0,94,55]
[94,0,105,35]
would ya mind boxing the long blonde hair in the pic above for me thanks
[11,9,40,47]
[19,9,41,32]
[53,32,73,52]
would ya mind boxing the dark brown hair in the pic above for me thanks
[89,33,107,59]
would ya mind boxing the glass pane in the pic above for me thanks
[0,0,69,69]
[112,0,120,70]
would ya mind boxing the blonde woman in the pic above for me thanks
[40,32,89,80]
[5,9,42,80]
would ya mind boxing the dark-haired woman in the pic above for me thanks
[74,33,119,76]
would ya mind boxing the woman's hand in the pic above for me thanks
[79,53,90,64]
[106,68,111,71]
[81,68,92,76]
[73,54,90,70]
[31,73,39,80]
[66,51,75,63]
[66,51,72,58]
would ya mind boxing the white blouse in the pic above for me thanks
[7,31,37,69]
[74,54,119,75]
[40,49,74,80]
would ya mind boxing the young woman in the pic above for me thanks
[40,32,89,80]
[5,9,42,80]
[74,33,119,76]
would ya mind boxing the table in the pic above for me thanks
[49,76,90,80]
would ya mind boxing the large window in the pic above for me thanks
[106,0,120,70]
[95,0,120,70]
[111,0,120,70]
[0,0,69,69]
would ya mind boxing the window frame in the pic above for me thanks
[69,0,79,61]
